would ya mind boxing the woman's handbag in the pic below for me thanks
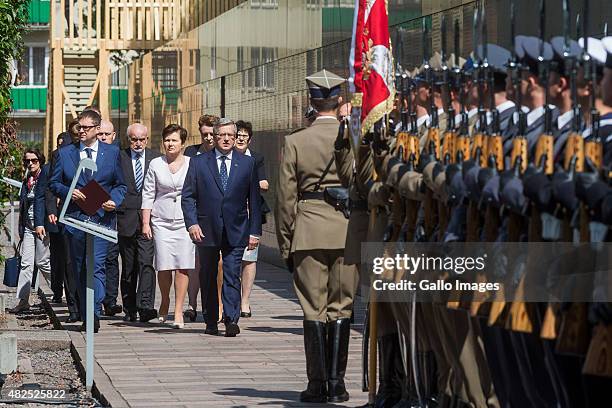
[3,239,23,287]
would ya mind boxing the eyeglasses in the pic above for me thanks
[77,124,97,132]
[236,133,250,140]
[216,132,236,139]
[24,158,39,164]
[130,137,147,143]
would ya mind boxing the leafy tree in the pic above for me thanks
[0,0,29,234]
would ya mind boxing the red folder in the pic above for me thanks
[76,180,111,216]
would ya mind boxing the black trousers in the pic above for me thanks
[103,241,120,307]
[55,231,79,315]
[119,233,156,313]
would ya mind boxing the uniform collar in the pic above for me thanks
[496,100,515,115]
[527,106,545,127]
[557,110,573,131]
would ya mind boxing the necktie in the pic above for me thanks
[219,156,228,191]
[84,148,93,180]
[134,152,143,192]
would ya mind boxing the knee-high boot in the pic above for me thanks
[374,333,405,408]
[301,320,328,403]
[328,318,351,402]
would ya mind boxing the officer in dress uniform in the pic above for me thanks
[275,69,359,403]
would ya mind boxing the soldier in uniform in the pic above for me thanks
[275,69,359,403]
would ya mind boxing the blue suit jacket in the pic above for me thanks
[49,142,127,228]
[182,150,262,248]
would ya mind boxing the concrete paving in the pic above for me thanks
[44,260,368,407]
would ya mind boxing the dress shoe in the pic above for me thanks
[8,299,30,314]
[240,307,252,318]
[158,315,167,324]
[66,313,81,323]
[123,311,137,322]
[183,308,197,322]
[204,325,219,335]
[80,317,100,333]
[51,296,63,304]
[103,304,123,316]
[172,321,185,329]
[139,309,158,323]
[224,321,240,337]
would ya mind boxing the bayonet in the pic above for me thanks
[508,0,528,173]
[534,0,554,174]
[563,0,585,172]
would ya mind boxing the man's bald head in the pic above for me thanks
[127,123,149,153]
[97,119,116,144]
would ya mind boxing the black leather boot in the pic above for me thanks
[373,334,404,408]
[327,318,350,402]
[417,351,438,404]
[300,320,328,403]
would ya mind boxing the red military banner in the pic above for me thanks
[348,0,395,137]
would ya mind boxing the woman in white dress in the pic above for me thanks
[141,124,195,328]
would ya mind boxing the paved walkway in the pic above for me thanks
[45,260,368,407]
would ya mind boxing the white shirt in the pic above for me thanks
[527,105,545,127]
[557,110,574,131]
[79,140,99,162]
[496,100,515,115]
[215,148,234,177]
[131,149,146,179]
[417,114,430,129]
[467,107,478,119]
[244,148,252,157]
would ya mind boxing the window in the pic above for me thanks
[250,47,276,91]
[211,46,217,79]
[251,0,279,9]
[16,46,48,86]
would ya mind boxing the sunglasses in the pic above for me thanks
[77,124,97,132]
[24,158,39,164]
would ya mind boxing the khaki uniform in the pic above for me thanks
[275,116,358,322]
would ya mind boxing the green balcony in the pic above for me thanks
[28,0,50,25]
[11,87,47,111]
[111,88,128,111]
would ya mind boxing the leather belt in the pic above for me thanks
[299,191,325,200]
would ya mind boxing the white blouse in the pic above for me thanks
[141,156,190,220]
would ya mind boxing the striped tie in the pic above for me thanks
[134,152,143,192]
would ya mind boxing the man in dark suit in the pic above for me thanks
[182,118,262,337]
[184,113,219,322]
[49,109,127,333]
[96,119,123,317]
[42,133,81,322]
[184,114,219,157]
[116,123,160,323]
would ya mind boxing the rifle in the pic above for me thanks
[440,15,456,166]
[453,18,471,163]
[422,17,440,240]
[533,0,555,177]
[471,5,487,167]
[554,2,589,356]
[437,14,453,237]
[488,0,527,327]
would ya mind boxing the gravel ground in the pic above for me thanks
[2,347,93,406]
[14,293,53,330]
